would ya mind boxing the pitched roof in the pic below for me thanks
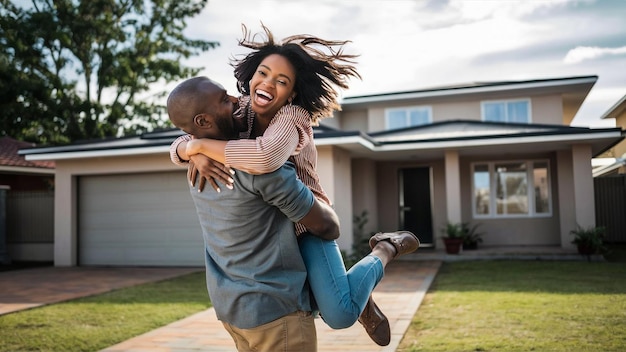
[341,75,597,106]
[600,93,626,120]
[0,137,55,169]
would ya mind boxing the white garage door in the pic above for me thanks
[79,171,205,266]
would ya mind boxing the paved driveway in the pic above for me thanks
[0,266,202,315]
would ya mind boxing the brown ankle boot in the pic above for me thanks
[358,295,390,346]
[369,231,420,258]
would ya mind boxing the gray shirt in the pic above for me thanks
[189,161,314,328]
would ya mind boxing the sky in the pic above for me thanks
[180,0,626,128]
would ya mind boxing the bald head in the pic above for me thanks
[167,76,238,139]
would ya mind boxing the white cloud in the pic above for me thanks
[564,46,626,64]
[175,0,626,127]
[450,0,574,19]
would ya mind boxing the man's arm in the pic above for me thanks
[255,162,339,241]
[298,199,340,241]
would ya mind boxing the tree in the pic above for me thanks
[0,0,217,145]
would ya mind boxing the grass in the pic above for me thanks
[0,271,210,352]
[398,259,626,351]
[604,243,626,263]
[1,244,625,351]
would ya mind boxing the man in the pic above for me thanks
[167,76,339,351]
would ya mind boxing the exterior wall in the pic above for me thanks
[371,150,567,249]
[432,101,481,123]
[322,113,341,130]
[531,95,563,125]
[367,107,385,132]
[571,144,595,228]
[337,92,568,134]
[337,109,367,132]
[317,146,353,251]
[53,153,178,266]
[430,160,447,246]
[557,149,577,249]
[375,162,399,232]
[351,159,379,236]
[562,95,581,126]
[374,159,446,247]
[444,150,461,224]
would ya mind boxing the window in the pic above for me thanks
[482,99,530,123]
[472,160,551,218]
[385,106,431,130]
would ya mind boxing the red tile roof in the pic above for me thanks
[0,137,55,169]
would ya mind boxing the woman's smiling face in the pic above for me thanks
[249,53,296,120]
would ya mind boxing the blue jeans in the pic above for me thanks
[298,233,384,329]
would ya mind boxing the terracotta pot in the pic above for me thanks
[443,238,463,254]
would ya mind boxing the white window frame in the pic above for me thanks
[481,98,532,123]
[384,105,432,130]
[471,159,552,219]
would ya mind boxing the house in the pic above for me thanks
[593,93,626,177]
[19,75,624,267]
[0,137,55,263]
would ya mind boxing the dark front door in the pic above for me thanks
[399,167,434,246]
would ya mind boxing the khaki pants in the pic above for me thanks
[222,311,317,352]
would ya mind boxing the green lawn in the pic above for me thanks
[398,260,626,351]
[0,271,210,352]
[1,245,625,352]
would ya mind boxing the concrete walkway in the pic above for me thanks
[0,260,441,352]
[101,261,441,352]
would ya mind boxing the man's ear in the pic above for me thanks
[193,113,212,129]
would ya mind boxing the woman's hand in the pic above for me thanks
[188,154,234,192]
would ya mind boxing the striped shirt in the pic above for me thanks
[170,95,331,235]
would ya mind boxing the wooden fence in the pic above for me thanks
[594,175,626,243]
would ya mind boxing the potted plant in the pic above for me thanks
[461,223,484,250]
[441,222,464,254]
[570,224,606,261]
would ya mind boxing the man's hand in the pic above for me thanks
[188,154,234,192]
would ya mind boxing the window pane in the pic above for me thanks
[533,162,549,213]
[387,110,406,129]
[473,164,490,215]
[508,101,529,123]
[495,163,528,215]
[484,102,505,122]
[409,109,429,126]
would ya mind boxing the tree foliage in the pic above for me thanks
[0,0,217,145]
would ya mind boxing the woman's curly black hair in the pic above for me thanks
[231,23,361,124]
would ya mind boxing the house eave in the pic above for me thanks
[0,165,55,175]
[593,158,626,177]
[342,76,597,106]
[23,145,171,161]
[25,129,623,160]
[377,130,621,152]
[600,94,626,120]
